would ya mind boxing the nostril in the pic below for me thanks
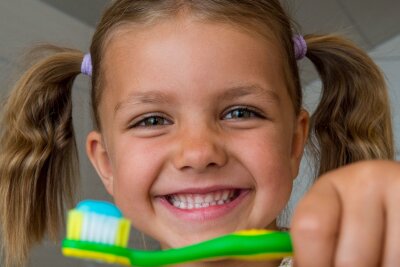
[206,162,218,168]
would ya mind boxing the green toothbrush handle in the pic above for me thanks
[63,230,292,266]
[129,230,292,266]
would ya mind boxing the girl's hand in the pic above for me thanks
[290,160,400,267]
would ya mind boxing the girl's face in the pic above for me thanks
[87,17,308,249]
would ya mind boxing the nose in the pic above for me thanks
[172,125,228,172]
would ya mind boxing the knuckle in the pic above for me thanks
[353,174,380,197]
[291,208,327,238]
[335,163,383,197]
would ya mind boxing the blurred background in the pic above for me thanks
[0,0,399,266]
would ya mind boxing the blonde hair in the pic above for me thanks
[0,1,393,266]
[305,34,394,174]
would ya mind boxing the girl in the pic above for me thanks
[1,1,399,266]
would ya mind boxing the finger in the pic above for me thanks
[382,178,400,267]
[333,176,384,267]
[290,179,340,267]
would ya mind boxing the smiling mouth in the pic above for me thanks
[165,189,242,210]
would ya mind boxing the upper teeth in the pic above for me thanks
[168,189,236,210]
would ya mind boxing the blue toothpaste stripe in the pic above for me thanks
[76,200,122,218]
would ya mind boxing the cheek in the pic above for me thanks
[110,138,167,221]
[248,136,293,199]
[258,128,294,185]
[234,125,294,179]
[232,127,294,222]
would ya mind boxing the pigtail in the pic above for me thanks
[0,45,83,267]
[304,34,394,176]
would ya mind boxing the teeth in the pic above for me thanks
[201,202,209,208]
[222,190,229,200]
[195,195,203,204]
[168,189,238,210]
[179,202,187,209]
[204,194,213,203]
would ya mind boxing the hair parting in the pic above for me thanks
[0,45,83,267]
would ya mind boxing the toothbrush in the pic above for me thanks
[62,200,293,266]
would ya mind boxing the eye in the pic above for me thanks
[129,114,172,128]
[222,106,265,120]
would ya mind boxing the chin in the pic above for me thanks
[158,229,226,249]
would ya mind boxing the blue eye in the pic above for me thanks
[130,115,172,128]
[223,107,264,120]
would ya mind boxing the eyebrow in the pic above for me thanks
[217,84,280,103]
[114,84,279,115]
[114,90,172,114]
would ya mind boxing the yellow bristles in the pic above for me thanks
[66,210,84,240]
[116,218,131,247]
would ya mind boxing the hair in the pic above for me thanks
[0,1,394,266]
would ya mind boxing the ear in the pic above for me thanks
[86,131,114,196]
[290,109,309,178]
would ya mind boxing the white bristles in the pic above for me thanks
[80,212,120,245]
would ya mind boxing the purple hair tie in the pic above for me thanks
[293,35,307,60]
[81,53,92,76]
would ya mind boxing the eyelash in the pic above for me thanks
[129,106,265,129]
[222,106,265,120]
[129,113,172,128]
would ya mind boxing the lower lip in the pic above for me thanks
[157,189,251,222]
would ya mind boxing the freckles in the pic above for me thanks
[260,165,292,190]
[254,140,293,190]
[258,169,292,211]
[114,147,162,193]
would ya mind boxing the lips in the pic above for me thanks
[158,187,251,221]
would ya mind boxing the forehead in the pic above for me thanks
[100,18,288,111]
